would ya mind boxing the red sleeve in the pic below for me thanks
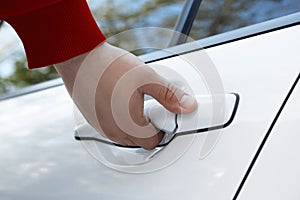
[1,0,106,69]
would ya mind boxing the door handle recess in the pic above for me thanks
[74,93,239,165]
[74,93,239,148]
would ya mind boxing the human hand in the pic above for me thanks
[55,42,197,150]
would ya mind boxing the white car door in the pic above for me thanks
[77,19,300,200]
[0,10,299,200]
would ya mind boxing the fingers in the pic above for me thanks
[96,88,165,150]
[140,71,197,114]
[95,82,163,150]
[130,131,164,150]
[96,66,197,150]
[104,128,164,150]
[127,90,164,149]
[87,46,197,150]
[123,69,197,149]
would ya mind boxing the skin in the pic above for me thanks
[55,42,197,150]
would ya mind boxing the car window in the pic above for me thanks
[190,0,300,39]
[89,0,186,37]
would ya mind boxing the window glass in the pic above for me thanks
[89,0,185,37]
[190,0,300,39]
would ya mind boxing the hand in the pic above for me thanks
[55,42,197,150]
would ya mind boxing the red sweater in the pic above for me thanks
[1,0,106,69]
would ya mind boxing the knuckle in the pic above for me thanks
[140,137,158,150]
[164,82,180,102]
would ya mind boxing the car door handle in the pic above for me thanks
[144,93,239,145]
[74,93,239,165]
[75,93,239,147]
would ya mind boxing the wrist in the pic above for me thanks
[55,41,115,95]
[54,49,89,95]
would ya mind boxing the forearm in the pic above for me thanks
[2,0,106,69]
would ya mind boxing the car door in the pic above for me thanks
[71,17,299,200]
[0,2,299,200]
[237,70,300,200]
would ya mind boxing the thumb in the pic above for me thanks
[140,76,197,114]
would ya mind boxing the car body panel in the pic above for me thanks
[0,25,299,200]
[238,76,300,200]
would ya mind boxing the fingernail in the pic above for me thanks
[179,94,196,109]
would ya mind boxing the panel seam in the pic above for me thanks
[232,72,300,200]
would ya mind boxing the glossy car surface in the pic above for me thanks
[0,12,299,200]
